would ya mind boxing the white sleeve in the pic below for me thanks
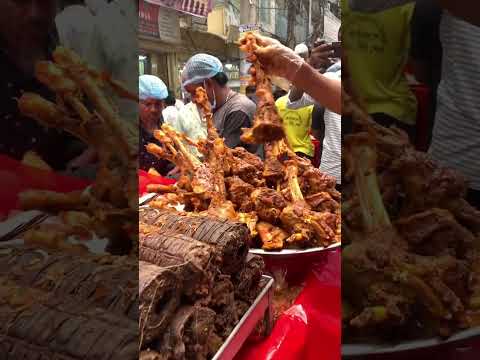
[349,0,416,12]
[286,70,340,110]
[286,92,316,110]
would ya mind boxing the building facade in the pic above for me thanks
[138,0,340,97]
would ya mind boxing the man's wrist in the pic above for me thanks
[291,62,310,86]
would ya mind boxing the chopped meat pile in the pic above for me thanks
[146,34,340,251]
[342,91,480,341]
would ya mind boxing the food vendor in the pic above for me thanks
[138,74,173,175]
[181,53,258,154]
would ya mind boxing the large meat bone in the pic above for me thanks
[341,131,464,331]
[148,125,218,197]
[239,32,285,144]
[29,62,129,179]
[280,161,337,245]
[194,87,219,141]
[52,47,138,210]
[18,93,90,145]
[52,47,136,155]
[18,93,132,210]
[192,87,232,207]
[343,132,392,234]
[45,47,135,207]
[154,125,202,171]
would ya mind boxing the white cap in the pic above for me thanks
[294,43,309,55]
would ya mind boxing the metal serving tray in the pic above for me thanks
[249,242,341,258]
[212,274,275,360]
[342,326,480,357]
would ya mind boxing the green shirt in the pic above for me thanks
[276,95,314,157]
[342,0,418,124]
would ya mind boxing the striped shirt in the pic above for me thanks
[287,65,342,184]
[348,0,480,190]
[429,13,480,190]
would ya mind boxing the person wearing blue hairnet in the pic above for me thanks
[182,54,258,154]
[139,75,173,174]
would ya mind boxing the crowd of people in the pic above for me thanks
[1,0,343,187]
[344,0,479,208]
[4,0,476,211]
[139,38,343,188]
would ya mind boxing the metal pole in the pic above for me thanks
[309,0,313,35]
[240,0,250,24]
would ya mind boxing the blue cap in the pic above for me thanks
[139,75,168,100]
[181,53,223,89]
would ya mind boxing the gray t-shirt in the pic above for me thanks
[213,91,258,153]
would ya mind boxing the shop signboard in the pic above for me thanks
[139,0,160,37]
[158,8,181,44]
[239,23,261,33]
[139,1,181,44]
[225,63,240,81]
[323,9,340,42]
[146,0,213,18]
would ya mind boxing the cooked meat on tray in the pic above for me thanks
[138,214,267,359]
[145,33,340,251]
[342,91,480,341]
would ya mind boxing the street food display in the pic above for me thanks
[342,91,480,341]
[15,47,138,255]
[0,47,141,359]
[146,109,340,250]
[145,32,341,251]
[0,246,138,359]
[138,210,267,359]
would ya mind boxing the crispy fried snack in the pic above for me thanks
[17,46,138,255]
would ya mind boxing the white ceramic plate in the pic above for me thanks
[342,327,480,356]
[249,242,341,257]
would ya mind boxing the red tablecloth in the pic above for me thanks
[0,155,90,217]
[138,169,176,196]
[236,250,341,360]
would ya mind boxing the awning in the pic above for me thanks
[145,0,213,18]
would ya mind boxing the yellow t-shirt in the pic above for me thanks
[276,95,314,157]
[342,0,417,125]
